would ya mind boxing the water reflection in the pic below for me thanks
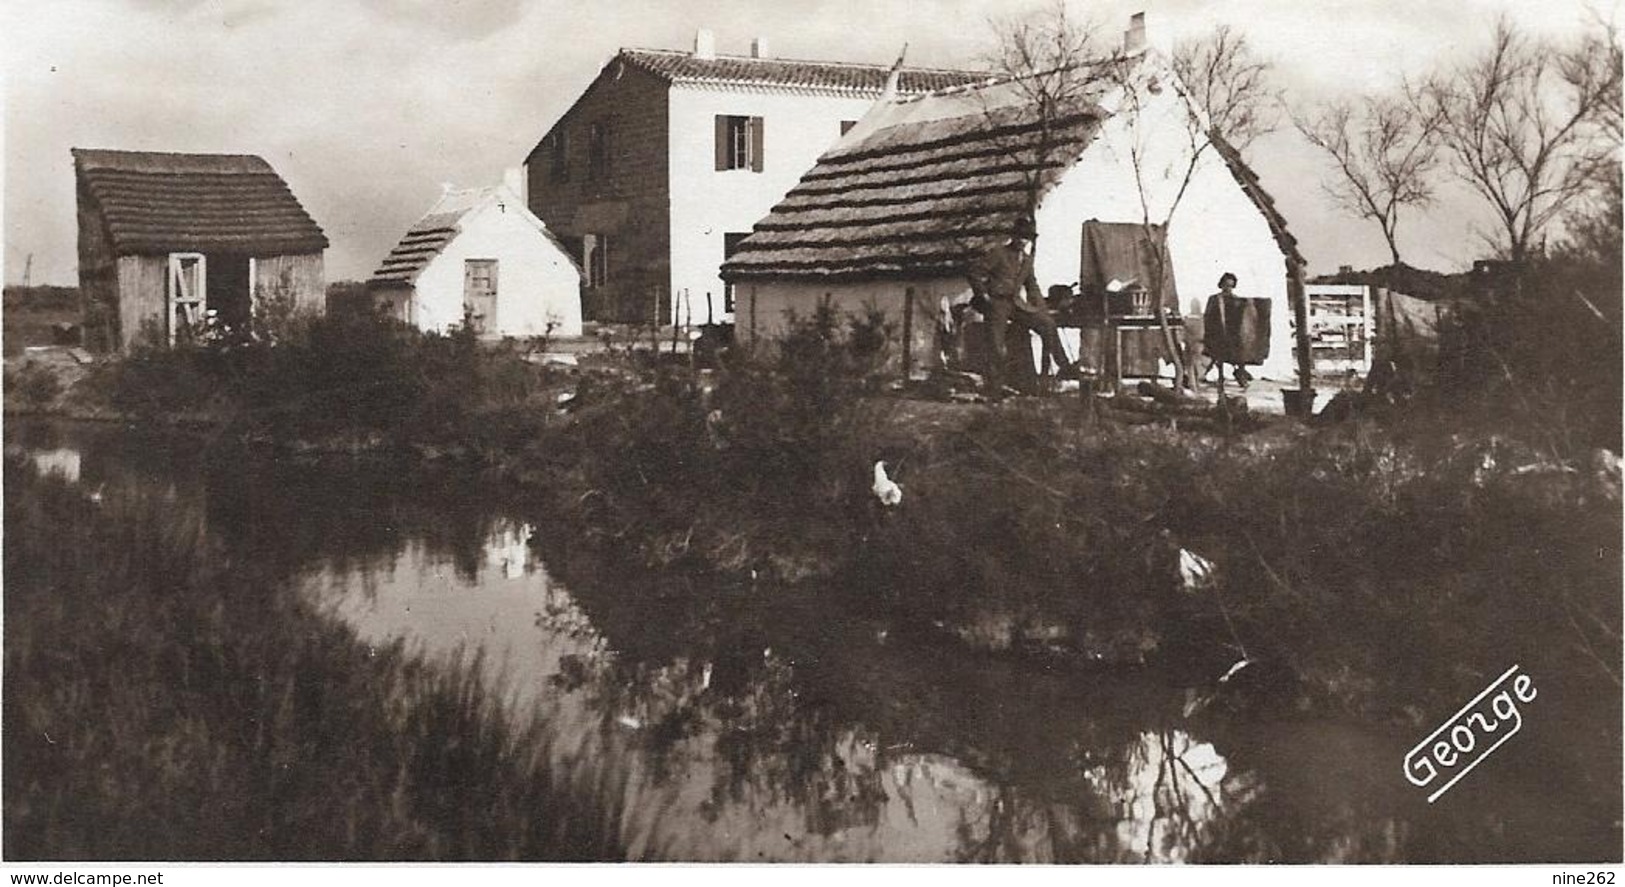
[11,421,1617,863]
[4,445,82,482]
[293,514,1260,861]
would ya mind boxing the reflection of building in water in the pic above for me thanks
[1079,729,1245,863]
[484,520,534,580]
[10,447,83,483]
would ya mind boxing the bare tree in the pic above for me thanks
[1294,92,1442,267]
[979,2,1118,219]
[1424,15,1622,264]
[1169,24,1280,155]
[976,12,1284,394]
[1114,24,1281,391]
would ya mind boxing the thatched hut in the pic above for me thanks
[368,180,583,338]
[72,148,328,351]
[721,46,1306,383]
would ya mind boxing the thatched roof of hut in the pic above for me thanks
[722,84,1104,282]
[71,148,328,256]
[369,212,461,287]
[722,63,1306,285]
[370,185,578,288]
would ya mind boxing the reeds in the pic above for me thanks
[2,459,626,860]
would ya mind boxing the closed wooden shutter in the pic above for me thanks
[749,116,764,172]
[715,115,730,170]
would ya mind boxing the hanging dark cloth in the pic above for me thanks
[1079,220,1179,315]
[1203,294,1271,365]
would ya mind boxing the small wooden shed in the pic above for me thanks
[72,148,329,351]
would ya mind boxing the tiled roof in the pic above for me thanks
[72,148,328,255]
[619,48,988,94]
[722,84,1102,281]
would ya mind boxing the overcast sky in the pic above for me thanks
[2,0,1613,286]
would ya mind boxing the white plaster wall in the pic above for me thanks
[1033,81,1296,379]
[668,87,878,326]
[412,199,583,338]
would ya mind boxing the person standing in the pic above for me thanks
[965,216,1080,395]
[1202,272,1261,388]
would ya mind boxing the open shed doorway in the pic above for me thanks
[206,254,254,330]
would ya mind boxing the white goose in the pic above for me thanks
[871,460,903,507]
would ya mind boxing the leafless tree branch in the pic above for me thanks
[1293,90,1442,266]
[1423,14,1621,263]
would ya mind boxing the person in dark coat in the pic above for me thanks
[965,216,1080,394]
[1203,272,1256,387]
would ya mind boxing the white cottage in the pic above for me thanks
[722,23,1308,384]
[370,181,583,338]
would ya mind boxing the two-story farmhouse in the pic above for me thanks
[524,31,986,325]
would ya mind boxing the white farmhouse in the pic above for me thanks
[723,16,1308,384]
[524,31,987,326]
[369,179,583,338]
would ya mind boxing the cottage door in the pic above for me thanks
[463,259,498,335]
[166,253,207,346]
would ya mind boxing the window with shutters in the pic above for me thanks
[548,129,569,183]
[584,234,609,288]
[587,121,611,181]
[714,115,763,172]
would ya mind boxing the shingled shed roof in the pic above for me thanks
[370,212,461,286]
[1210,133,1304,268]
[722,91,1102,281]
[619,48,988,95]
[370,185,580,287]
[72,148,328,256]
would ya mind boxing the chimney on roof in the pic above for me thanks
[880,43,908,102]
[751,36,770,58]
[1123,12,1146,55]
[694,27,716,60]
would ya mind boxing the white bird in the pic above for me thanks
[1218,658,1252,683]
[872,460,903,506]
[1178,547,1216,593]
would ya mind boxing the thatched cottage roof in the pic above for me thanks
[72,148,328,256]
[618,48,988,95]
[369,213,461,287]
[371,186,579,287]
[722,68,1305,284]
[721,92,1102,281]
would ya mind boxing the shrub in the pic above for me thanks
[94,308,558,450]
[4,362,63,411]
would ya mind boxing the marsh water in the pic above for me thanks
[9,421,1619,862]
